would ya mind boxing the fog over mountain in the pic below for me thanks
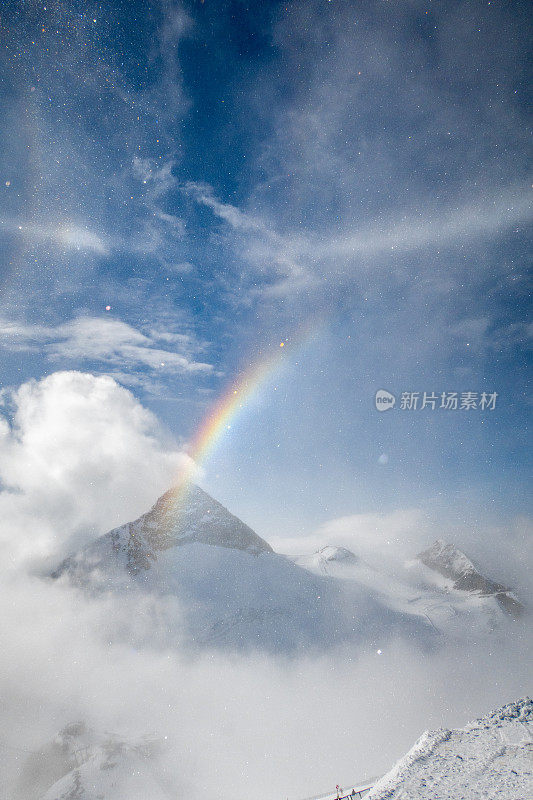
[1,482,526,798]
[52,483,437,654]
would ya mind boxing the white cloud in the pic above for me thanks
[0,371,194,568]
[0,315,212,375]
[272,508,430,558]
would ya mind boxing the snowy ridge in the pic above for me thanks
[418,540,524,618]
[365,698,533,800]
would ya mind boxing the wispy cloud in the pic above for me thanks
[302,189,532,268]
[0,316,212,376]
[184,181,532,297]
[0,218,110,255]
[183,181,310,284]
[124,158,187,268]
[0,1,194,302]
[185,0,530,305]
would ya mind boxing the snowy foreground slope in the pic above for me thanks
[364,698,533,800]
[24,700,532,800]
[52,484,524,653]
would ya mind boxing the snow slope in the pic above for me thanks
[365,698,533,800]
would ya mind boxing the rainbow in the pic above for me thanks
[170,319,323,506]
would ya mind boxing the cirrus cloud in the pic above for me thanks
[0,315,212,376]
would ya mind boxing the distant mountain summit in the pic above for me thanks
[318,545,359,564]
[135,483,274,555]
[418,539,524,618]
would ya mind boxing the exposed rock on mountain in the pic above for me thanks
[418,540,524,618]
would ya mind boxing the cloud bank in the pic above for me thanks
[0,371,191,568]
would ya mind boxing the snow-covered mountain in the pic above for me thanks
[294,539,524,640]
[52,484,431,654]
[365,698,533,800]
[14,722,173,800]
[52,485,523,652]
[418,539,524,618]
[53,483,273,582]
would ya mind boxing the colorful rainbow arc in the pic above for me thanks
[169,319,324,507]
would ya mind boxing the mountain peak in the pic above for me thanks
[140,483,274,555]
[53,483,273,581]
[418,539,476,580]
[317,545,358,564]
[418,540,523,618]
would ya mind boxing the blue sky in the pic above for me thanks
[0,0,531,541]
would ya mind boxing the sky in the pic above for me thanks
[0,0,531,546]
[0,4,531,796]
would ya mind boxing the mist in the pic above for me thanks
[2,568,531,800]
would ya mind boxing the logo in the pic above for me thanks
[375,389,396,411]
